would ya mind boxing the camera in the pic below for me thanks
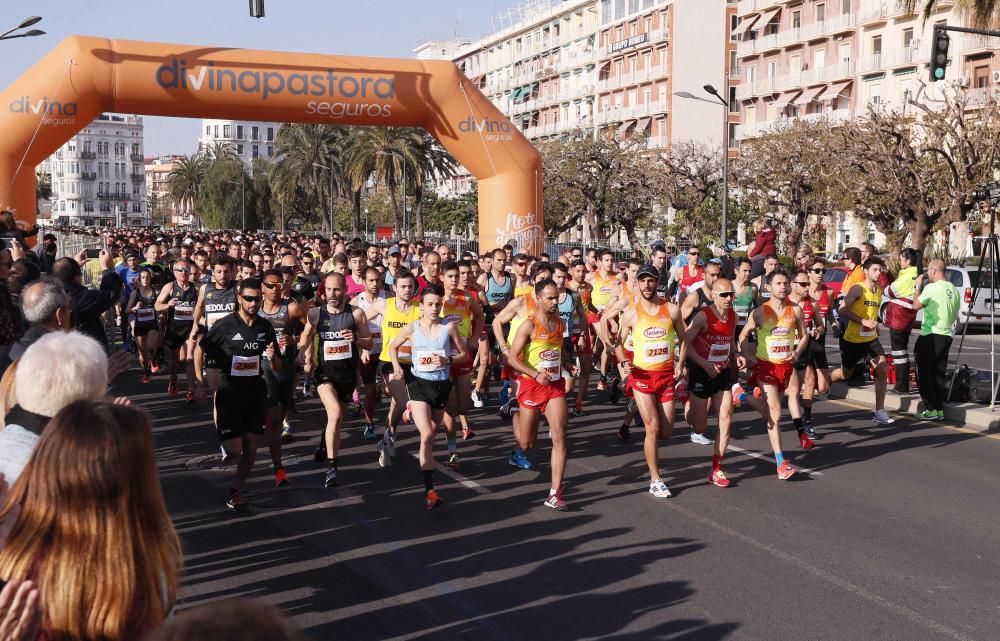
[974,181,1000,203]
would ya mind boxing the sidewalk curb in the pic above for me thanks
[828,382,1000,434]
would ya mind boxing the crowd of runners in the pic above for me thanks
[53,227,906,512]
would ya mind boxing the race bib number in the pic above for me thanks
[415,349,447,373]
[207,311,227,329]
[230,355,260,377]
[767,338,794,362]
[708,343,731,363]
[643,339,670,365]
[323,339,352,361]
[137,308,155,323]
[174,303,194,321]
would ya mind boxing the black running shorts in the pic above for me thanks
[215,380,267,441]
[407,376,453,410]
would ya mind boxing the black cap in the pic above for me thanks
[637,264,659,279]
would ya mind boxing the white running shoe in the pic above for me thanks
[690,431,714,445]
[649,479,673,498]
[471,389,484,409]
[872,409,895,425]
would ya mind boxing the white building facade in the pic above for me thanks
[198,119,280,164]
[42,114,147,226]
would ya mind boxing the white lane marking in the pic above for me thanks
[726,444,823,476]
[407,451,491,494]
[665,500,980,641]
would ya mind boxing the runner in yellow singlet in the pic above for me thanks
[588,249,627,392]
[364,271,420,467]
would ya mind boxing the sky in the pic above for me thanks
[0,0,502,156]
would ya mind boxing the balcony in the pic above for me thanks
[597,100,668,124]
[130,173,144,182]
[78,151,96,160]
[859,3,890,25]
[737,0,781,14]
[80,172,97,180]
[885,45,919,68]
[130,153,143,162]
[961,34,996,54]
[596,64,667,92]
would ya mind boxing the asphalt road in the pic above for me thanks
[828,329,999,375]
[128,359,1000,641]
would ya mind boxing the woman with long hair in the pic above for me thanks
[125,268,161,383]
[0,400,182,641]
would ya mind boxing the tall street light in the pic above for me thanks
[675,83,731,248]
[227,176,245,230]
[0,16,44,41]
[312,162,334,237]
[377,150,406,240]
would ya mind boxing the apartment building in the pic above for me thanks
[41,114,147,226]
[144,155,189,227]
[198,119,280,165]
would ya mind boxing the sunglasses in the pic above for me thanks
[263,281,281,289]
[689,252,699,257]
[716,291,735,298]
[303,261,314,265]
[810,268,825,274]
[241,295,263,303]
[793,281,809,286]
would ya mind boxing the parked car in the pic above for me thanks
[822,266,850,298]
[880,266,996,330]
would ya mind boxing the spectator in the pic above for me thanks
[0,212,38,250]
[0,332,108,482]
[794,246,815,274]
[885,248,921,394]
[7,260,41,307]
[861,242,891,288]
[52,253,120,350]
[714,244,737,280]
[0,400,181,641]
[747,218,776,278]
[911,259,961,420]
[0,278,71,378]
[144,598,304,641]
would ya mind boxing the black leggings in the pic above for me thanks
[915,334,952,411]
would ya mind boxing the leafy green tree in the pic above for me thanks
[166,155,207,228]
[271,124,345,233]
[197,160,259,230]
[342,127,424,237]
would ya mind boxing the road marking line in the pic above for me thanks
[665,500,980,641]
[828,398,1000,441]
[174,495,365,533]
[407,451,491,494]
[726,444,823,476]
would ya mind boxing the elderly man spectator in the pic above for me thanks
[0,277,71,377]
[52,252,120,350]
[0,331,109,483]
[911,259,961,420]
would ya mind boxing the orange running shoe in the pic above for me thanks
[709,469,731,488]
[426,489,442,510]
[274,467,290,487]
[799,433,815,450]
[777,460,798,480]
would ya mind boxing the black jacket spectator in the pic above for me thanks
[52,257,121,349]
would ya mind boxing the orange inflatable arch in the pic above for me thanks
[0,36,544,253]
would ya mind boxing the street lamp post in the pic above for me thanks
[0,16,45,41]
[227,176,245,230]
[377,150,406,240]
[312,162,334,237]
[674,82,731,248]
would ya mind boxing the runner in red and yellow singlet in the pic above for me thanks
[737,269,809,481]
[615,264,685,499]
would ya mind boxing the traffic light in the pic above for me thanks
[929,28,950,82]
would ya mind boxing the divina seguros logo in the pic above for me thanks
[8,96,78,126]
[155,58,396,119]
[458,116,514,141]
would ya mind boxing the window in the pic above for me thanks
[872,35,882,55]
[601,0,612,23]
[267,127,274,141]
[252,126,259,141]
[629,0,639,13]
[747,65,756,85]
[975,65,990,88]
[213,125,219,137]
[237,144,244,155]
[903,28,914,48]
[205,125,210,135]
[267,145,273,157]
[730,14,738,40]
[842,0,851,14]
[614,0,625,20]
[816,3,825,22]
[237,125,244,139]
[767,60,777,81]
[792,10,801,29]
[223,125,231,138]
[252,145,259,159]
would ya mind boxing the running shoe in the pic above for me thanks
[186,388,195,403]
[649,478,673,498]
[709,469,731,488]
[141,374,151,384]
[932,409,945,420]
[608,376,622,404]
[150,359,161,374]
[570,404,584,418]
[384,431,396,458]
[274,467,290,487]
[302,381,314,399]
[507,449,533,470]
[281,421,294,443]
[447,453,461,470]
[462,426,475,440]
[799,433,815,450]
[426,489,442,510]
[776,460,798,480]
[872,409,896,425]
[471,389,485,409]
[498,399,519,420]
[690,431,714,445]
[617,424,631,442]
[915,409,935,420]
[802,420,818,440]
[226,489,243,511]
[543,487,567,510]
[597,375,607,391]
[362,424,378,441]
[167,378,178,398]
[324,468,340,487]
[731,383,763,406]
[378,434,395,468]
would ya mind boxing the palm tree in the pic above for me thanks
[199,141,238,163]
[271,124,345,234]
[907,0,1000,26]
[409,132,460,237]
[166,155,207,228]
[342,127,424,237]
